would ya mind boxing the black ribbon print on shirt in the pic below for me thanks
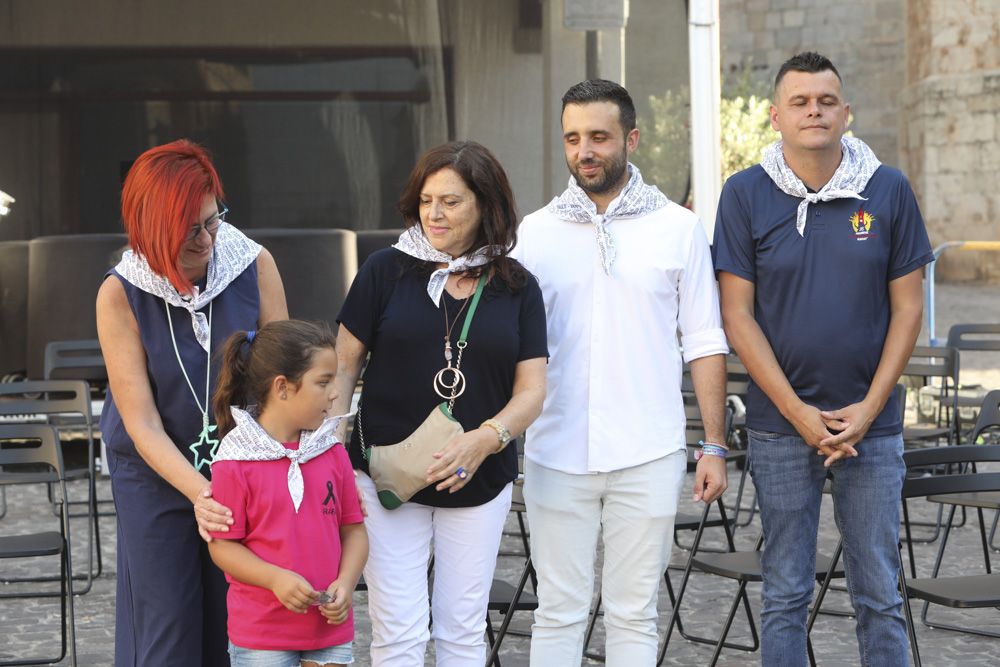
[323,480,336,506]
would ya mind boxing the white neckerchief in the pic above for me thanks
[760,136,881,237]
[115,222,261,351]
[392,226,502,306]
[212,407,353,512]
[546,163,670,275]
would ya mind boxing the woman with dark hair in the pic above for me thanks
[97,139,287,666]
[332,140,548,665]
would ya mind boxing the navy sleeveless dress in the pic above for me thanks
[101,262,259,667]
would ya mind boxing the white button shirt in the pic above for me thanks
[512,201,728,474]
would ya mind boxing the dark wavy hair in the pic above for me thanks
[397,140,527,291]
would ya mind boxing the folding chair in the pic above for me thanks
[657,499,760,666]
[946,324,1000,428]
[485,556,537,667]
[900,443,1000,642]
[0,424,78,666]
[722,354,757,527]
[923,390,1000,554]
[899,346,962,543]
[43,340,107,385]
[44,339,112,489]
[0,380,102,593]
[901,345,960,447]
[810,446,1000,666]
[667,521,841,667]
[498,442,531,561]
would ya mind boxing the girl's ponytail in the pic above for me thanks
[213,330,253,438]
[211,320,337,440]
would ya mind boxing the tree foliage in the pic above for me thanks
[633,64,775,206]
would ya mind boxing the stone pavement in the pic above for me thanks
[2,283,999,666]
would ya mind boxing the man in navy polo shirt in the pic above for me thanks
[713,52,933,666]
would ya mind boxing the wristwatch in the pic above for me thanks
[481,418,513,452]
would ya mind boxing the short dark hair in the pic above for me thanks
[398,140,527,290]
[561,79,636,133]
[774,52,842,94]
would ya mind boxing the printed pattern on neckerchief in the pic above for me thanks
[546,163,670,275]
[115,222,261,351]
[392,226,503,306]
[760,136,881,237]
[212,407,354,512]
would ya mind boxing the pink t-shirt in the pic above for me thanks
[209,441,364,651]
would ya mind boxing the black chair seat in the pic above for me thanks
[907,573,1000,608]
[904,426,951,441]
[956,394,986,408]
[0,531,63,558]
[926,490,1000,510]
[675,510,734,532]
[693,551,844,582]
[489,578,537,611]
[63,467,89,481]
[0,470,60,484]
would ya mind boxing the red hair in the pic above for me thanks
[121,139,225,293]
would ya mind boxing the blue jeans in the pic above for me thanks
[747,429,908,667]
[228,641,353,666]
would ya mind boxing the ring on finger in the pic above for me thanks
[455,466,469,480]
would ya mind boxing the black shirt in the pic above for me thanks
[337,248,548,507]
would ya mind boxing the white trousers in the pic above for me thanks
[358,472,513,667]
[523,451,686,666]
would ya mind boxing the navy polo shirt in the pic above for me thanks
[712,164,934,437]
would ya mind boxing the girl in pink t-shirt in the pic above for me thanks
[207,320,367,667]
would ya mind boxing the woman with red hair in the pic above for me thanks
[97,139,287,666]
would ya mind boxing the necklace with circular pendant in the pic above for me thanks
[433,289,471,404]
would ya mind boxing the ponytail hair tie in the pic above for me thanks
[246,330,256,345]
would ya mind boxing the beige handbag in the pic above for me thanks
[358,274,487,509]
[363,403,464,509]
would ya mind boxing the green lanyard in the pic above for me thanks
[434,273,488,411]
[359,272,488,461]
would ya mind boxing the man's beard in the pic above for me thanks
[569,149,628,195]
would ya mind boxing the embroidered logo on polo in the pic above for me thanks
[849,206,876,241]
[322,480,337,515]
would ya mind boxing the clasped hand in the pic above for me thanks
[792,401,876,467]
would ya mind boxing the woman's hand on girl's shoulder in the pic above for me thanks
[193,483,234,543]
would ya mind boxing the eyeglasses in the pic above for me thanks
[186,205,228,241]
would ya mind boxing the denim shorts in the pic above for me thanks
[228,641,354,666]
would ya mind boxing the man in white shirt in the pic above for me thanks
[512,79,729,665]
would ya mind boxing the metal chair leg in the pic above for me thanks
[485,558,534,667]
[897,547,922,667]
[659,503,759,665]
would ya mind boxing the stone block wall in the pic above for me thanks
[719,0,906,165]
[721,0,1000,281]
[902,0,1000,281]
